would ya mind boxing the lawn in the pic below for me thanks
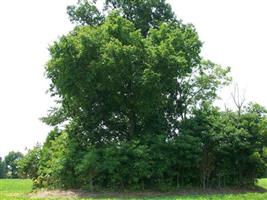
[1,179,267,199]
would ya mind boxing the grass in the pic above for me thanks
[0,179,33,200]
[257,179,267,189]
[0,179,267,199]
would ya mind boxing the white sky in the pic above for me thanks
[0,0,266,157]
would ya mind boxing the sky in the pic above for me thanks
[0,0,266,157]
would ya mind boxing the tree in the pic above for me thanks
[231,84,246,117]
[181,102,267,188]
[4,151,23,179]
[36,128,80,189]
[45,10,230,143]
[0,157,6,178]
[18,145,41,179]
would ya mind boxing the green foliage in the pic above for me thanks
[67,0,104,26]
[17,145,41,179]
[67,0,176,36]
[34,0,267,191]
[35,129,75,189]
[45,12,229,146]
[4,151,23,179]
[181,102,267,188]
[104,0,176,36]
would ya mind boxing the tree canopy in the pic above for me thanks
[67,0,176,36]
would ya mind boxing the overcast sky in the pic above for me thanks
[0,0,266,157]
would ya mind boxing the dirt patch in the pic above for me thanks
[30,190,81,199]
[30,190,167,199]
[29,186,267,199]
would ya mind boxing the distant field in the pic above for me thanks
[1,179,267,199]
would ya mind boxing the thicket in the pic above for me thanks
[19,0,267,191]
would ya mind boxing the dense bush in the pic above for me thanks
[31,103,267,190]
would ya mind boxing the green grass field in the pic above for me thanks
[1,179,267,199]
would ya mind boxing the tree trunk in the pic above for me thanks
[202,172,206,190]
[89,173,93,192]
[176,173,180,189]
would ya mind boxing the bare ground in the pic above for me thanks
[29,186,267,199]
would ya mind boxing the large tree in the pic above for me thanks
[44,10,230,144]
